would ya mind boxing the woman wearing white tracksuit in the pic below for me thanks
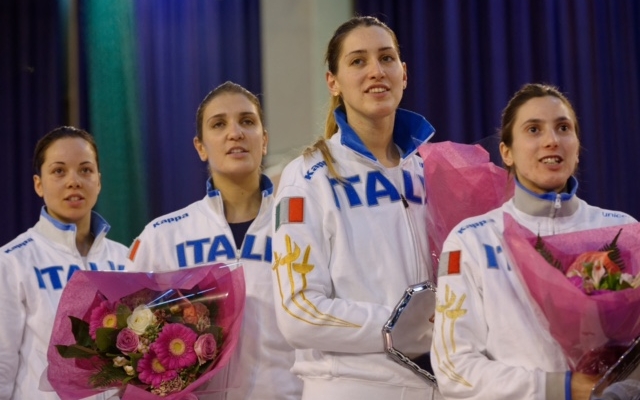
[128,81,302,400]
[271,16,441,400]
[0,127,130,400]
[431,83,637,400]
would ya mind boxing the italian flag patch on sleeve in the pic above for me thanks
[276,197,304,231]
[438,250,461,277]
[128,239,141,261]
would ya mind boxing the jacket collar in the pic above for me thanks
[512,176,580,217]
[34,206,110,253]
[205,174,274,198]
[333,107,435,161]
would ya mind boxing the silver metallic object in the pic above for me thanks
[591,336,640,400]
[382,280,438,387]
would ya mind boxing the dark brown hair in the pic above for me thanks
[195,81,265,141]
[500,83,580,174]
[33,126,99,175]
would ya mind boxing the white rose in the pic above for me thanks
[124,365,135,376]
[127,305,155,335]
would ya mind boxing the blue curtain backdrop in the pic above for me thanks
[0,0,65,246]
[134,0,262,222]
[0,0,261,246]
[3,1,639,246]
[355,0,640,220]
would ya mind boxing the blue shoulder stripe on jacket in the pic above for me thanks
[206,175,274,198]
[335,107,435,161]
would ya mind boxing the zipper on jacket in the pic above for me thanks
[394,168,423,283]
[548,193,561,218]
[401,194,409,208]
[547,193,562,234]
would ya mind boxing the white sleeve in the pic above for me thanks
[128,227,160,273]
[271,183,393,354]
[430,233,556,400]
[0,256,26,398]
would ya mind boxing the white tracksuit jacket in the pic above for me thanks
[272,107,441,399]
[128,176,302,400]
[431,177,637,400]
[0,208,130,400]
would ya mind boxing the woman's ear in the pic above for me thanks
[402,62,407,89]
[326,71,340,97]
[499,142,513,167]
[262,130,269,155]
[193,137,208,162]
[33,174,44,198]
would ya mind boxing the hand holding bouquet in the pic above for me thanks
[502,215,640,375]
[47,263,245,400]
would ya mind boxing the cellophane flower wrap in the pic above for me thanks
[502,214,640,374]
[47,263,245,400]
[419,141,514,277]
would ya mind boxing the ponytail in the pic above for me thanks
[303,96,344,180]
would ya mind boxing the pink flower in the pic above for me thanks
[194,333,217,365]
[89,301,117,339]
[116,328,139,353]
[153,323,197,369]
[137,348,178,387]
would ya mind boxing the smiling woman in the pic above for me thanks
[430,84,638,400]
[0,126,131,400]
[498,87,581,195]
[270,16,440,400]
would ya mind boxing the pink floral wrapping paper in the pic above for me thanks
[419,141,514,278]
[46,263,245,400]
[502,214,640,372]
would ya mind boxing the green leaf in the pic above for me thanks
[534,234,563,271]
[116,304,132,329]
[69,316,94,347]
[584,263,593,276]
[89,363,130,388]
[129,352,142,371]
[55,344,99,359]
[608,272,622,290]
[95,328,119,353]
[599,228,625,270]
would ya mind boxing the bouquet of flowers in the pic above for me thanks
[419,141,513,277]
[502,214,640,374]
[537,228,640,295]
[47,263,245,400]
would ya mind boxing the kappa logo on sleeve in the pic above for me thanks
[275,197,304,231]
[438,250,461,277]
[128,239,141,261]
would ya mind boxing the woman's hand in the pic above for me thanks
[571,372,601,400]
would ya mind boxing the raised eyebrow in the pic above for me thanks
[207,111,257,123]
[46,161,66,169]
[344,46,396,58]
[47,161,95,167]
[520,116,573,129]
[520,118,544,128]
[206,113,227,123]
[239,111,258,119]
[555,116,573,124]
